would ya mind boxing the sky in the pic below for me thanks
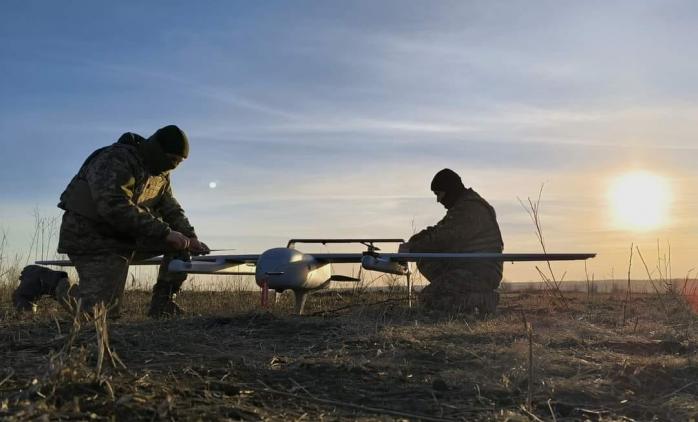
[1,1,697,283]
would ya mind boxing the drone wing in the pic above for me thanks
[379,252,596,262]
[36,257,165,266]
[39,252,595,277]
[310,252,596,263]
[310,251,596,276]
[37,254,260,275]
[168,254,259,275]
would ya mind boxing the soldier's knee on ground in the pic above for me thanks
[57,288,121,319]
[419,282,499,315]
[68,253,130,319]
[74,282,126,319]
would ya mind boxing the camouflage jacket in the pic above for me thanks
[57,133,196,254]
[407,188,504,282]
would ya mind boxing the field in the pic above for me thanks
[1,283,696,421]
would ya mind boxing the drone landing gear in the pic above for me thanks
[260,282,278,309]
[293,290,308,315]
[261,281,270,307]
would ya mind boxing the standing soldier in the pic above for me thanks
[12,125,209,318]
[400,169,503,314]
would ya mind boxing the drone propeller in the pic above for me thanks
[360,241,381,252]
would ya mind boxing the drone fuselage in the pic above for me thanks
[255,247,332,292]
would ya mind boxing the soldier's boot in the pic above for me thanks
[147,279,186,318]
[12,265,69,312]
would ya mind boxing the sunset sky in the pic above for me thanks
[2,1,697,283]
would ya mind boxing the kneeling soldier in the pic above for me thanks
[400,169,504,314]
[13,125,209,318]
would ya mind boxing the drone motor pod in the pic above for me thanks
[361,255,409,275]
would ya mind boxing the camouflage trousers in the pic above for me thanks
[55,252,187,318]
[417,261,501,314]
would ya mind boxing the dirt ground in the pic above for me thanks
[0,287,696,421]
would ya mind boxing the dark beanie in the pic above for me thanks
[431,168,464,192]
[151,125,189,158]
[431,168,466,209]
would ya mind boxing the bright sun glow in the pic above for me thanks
[609,171,671,231]
[209,182,217,189]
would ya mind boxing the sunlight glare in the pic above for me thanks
[609,171,671,231]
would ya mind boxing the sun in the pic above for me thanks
[609,171,671,231]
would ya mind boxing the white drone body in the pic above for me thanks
[40,238,596,315]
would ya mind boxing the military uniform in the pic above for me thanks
[407,183,503,313]
[53,129,196,317]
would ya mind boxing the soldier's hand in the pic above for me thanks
[189,238,211,255]
[165,230,190,251]
[398,243,410,253]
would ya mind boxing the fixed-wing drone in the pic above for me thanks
[40,238,596,314]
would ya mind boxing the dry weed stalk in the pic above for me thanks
[635,246,670,316]
[520,312,535,410]
[635,243,698,325]
[518,185,569,309]
[0,230,7,277]
[0,230,9,291]
[680,270,695,296]
[92,304,127,379]
[622,243,634,326]
[1,211,61,295]
[6,300,127,410]
[24,209,58,266]
[48,301,128,388]
[0,229,24,291]
[526,321,534,410]
[584,261,595,301]
[60,299,84,356]
[657,240,672,287]
[679,271,697,314]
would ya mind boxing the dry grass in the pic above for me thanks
[1,285,696,421]
[1,212,696,420]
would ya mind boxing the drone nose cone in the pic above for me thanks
[254,247,330,291]
[255,247,305,288]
